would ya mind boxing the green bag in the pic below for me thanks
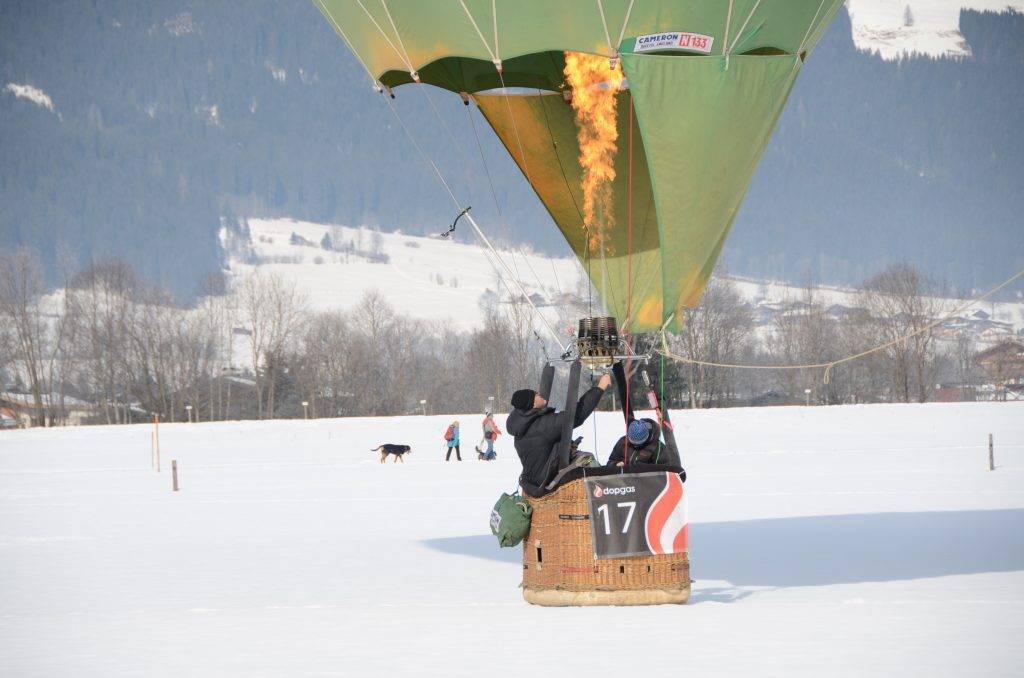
[490,492,533,547]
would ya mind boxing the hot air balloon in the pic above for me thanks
[314,0,843,335]
[313,0,843,606]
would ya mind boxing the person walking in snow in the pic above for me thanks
[443,420,461,461]
[477,410,501,461]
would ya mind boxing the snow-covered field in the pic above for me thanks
[2,403,1023,676]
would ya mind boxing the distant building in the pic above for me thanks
[0,393,99,427]
[975,340,1024,401]
[825,304,867,322]
[933,384,976,403]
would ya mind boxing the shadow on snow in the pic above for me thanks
[423,509,1024,591]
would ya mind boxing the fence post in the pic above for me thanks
[172,460,179,491]
[989,434,994,471]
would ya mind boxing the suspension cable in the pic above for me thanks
[727,0,764,56]
[658,267,1024,384]
[381,95,567,352]
[464,99,554,298]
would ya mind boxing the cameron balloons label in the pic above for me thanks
[585,472,688,559]
[634,32,714,54]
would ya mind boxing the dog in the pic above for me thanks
[372,444,412,463]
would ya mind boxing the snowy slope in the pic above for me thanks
[221,218,1024,336]
[1,403,1022,676]
[222,217,581,333]
[847,0,1024,59]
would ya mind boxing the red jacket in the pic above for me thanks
[482,415,501,440]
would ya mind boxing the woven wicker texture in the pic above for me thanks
[522,477,690,605]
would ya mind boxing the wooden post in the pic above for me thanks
[172,460,179,491]
[989,434,994,471]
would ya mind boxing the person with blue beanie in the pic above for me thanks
[606,417,664,467]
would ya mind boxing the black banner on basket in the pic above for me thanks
[585,472,688,559]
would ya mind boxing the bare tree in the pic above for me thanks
[239,271,309,418]
[0,247,69,425]
[65,260,140,423]
[668,277,754,408]
[768,284,845,404]
[859,262,942,403]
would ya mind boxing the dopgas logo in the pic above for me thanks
[593,485,636,498]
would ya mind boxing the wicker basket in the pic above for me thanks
[522,477,690,606]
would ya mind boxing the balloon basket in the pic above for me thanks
[522,478,690,606]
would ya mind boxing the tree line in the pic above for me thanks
[1,244,993,428]
[0,246,548,426]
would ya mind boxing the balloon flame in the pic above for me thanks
[563,52,625,254]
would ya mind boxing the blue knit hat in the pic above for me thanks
[627,419,653,446]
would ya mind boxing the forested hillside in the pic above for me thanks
[1,2,1021,299]
[731,8,1024,291]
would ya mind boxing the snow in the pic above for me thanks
[222,217,580,333]
[3,83,56,113]
[164,12,199,37]
[219,218,1024,341]
[846,0,1024,59]
[1,402,1022,676]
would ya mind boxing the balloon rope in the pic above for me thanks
[722,0,735,55]
[458,0,498,63]
[314,0,380,88]
[614,0,637,51]
[535,83,593,306]
[657,351,666,464]
[658,266,1024,385]
[352,0,414,75]
[379,0,416,77]
[623,91,635,467]
[382,95,566,352]
[797,0,829,60]
[463,97,552,295]
[595,0,614,55]
[728,0,764,57]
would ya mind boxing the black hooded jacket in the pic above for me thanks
[606,436,664,466]
[505,386,605,491]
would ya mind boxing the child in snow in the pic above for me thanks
[444,420,461,461]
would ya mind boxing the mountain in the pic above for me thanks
[1,2,1022,300]
[846,0,1024,59]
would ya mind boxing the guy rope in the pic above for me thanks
[657,266,1024,384]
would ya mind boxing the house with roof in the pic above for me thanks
[0,393,99,428]
[975,340,1024,401]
